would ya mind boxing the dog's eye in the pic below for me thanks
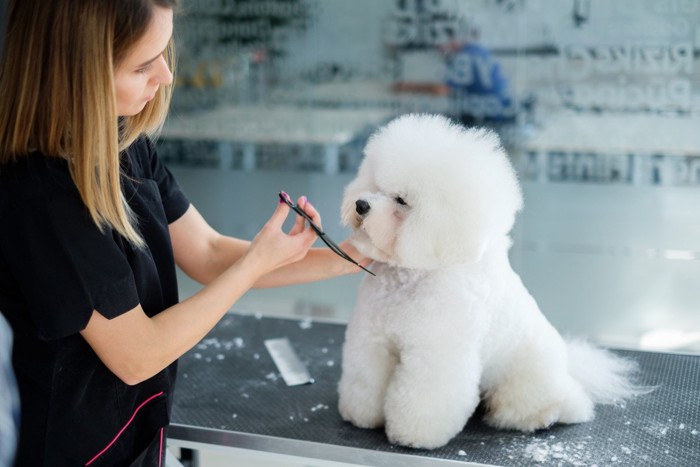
[395,196,408,206]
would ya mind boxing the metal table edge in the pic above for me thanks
[167,424,494,467]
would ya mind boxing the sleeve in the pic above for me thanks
[144,138,190,224]
[1,194,141,340]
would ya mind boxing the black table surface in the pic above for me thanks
[170,312,700,466]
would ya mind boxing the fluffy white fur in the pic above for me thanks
[337,114,644,450]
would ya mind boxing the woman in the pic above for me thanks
[0,1,365,465]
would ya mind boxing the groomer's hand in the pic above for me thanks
[242,195,319,278]
[290,195,322,234]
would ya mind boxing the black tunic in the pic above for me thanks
[0,137,190,466]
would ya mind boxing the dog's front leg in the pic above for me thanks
[383,335,481,449]
[338,325,396,429]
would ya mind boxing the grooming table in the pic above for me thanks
[169,312,700,466]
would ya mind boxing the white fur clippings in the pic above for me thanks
[337,114,646,450]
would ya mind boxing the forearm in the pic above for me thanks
[195,235,250,285]
[170,205,250,286]
[254,247,359,288]
[204,236,363,288]
[149,254,261,369]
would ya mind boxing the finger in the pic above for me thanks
[289,211,306,235]
[298,196,322,230]
[266,197,292,230]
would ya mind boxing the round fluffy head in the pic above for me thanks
[341,113,522,269]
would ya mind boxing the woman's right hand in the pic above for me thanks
[241,196,319,279]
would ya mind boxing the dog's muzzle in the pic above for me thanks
[355,199,370,216]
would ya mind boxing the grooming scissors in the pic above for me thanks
[278,192,375,276]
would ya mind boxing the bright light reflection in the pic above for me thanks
[639,328,700,351]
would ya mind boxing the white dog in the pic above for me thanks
[337,114,642,449]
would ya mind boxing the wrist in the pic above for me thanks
[235,249,271,286]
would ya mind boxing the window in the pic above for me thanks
[161,0,700,353]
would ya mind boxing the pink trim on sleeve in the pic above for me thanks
[85,391,165,466]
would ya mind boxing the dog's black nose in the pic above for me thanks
[355,199,370,216]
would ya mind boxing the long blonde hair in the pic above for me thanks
[0,0,177,247]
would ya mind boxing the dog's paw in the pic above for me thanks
[484,403,561,432]
[384,406,467,450]
[338,396,385,429]
[385,419,456,450]
[485,394,594,432]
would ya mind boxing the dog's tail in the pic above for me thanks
[566,339,653,404]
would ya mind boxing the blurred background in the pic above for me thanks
[158,0,700,354]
